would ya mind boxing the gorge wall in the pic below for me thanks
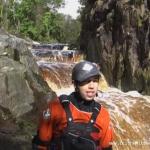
[80,0,150,94]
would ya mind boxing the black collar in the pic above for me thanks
[70,92,95,112]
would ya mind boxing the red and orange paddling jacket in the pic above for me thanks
[37,92,113,150]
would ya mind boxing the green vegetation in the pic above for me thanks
[0,0,81,48]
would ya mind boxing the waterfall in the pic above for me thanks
[31,44,150,150]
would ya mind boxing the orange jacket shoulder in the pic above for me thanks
[96,106,113,148]
[49,99,66,122]
[96,106,110,127]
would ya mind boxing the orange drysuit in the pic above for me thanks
[37,92,113,150]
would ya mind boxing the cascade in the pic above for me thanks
[31,44,150,150]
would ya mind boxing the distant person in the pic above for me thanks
[32,61,113,150]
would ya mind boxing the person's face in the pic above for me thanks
[77,76,99,101]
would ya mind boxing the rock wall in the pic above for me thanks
[80,0,150,94]
[0,29,55,149]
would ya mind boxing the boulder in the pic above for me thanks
[0,29,55,149]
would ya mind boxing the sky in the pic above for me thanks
[58,0,81,19]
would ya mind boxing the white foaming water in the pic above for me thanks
[56,85,74,96]
[125,91,143,97]
[56,86,150,150]
[95,88,150,150]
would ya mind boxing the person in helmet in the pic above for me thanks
[33,61,113,150]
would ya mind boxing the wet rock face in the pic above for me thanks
[80,0,150,94]
[0,29,55,149]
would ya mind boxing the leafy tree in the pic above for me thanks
[59,15,81,49]
[78,0,88,6]
[0,0,81,47]
[40,12,64,42]
[1,0,64,40]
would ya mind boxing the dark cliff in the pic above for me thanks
[80,0,150,94]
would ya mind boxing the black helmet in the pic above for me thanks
[72,61,100,82]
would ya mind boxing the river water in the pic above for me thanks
[31,45,150,150]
